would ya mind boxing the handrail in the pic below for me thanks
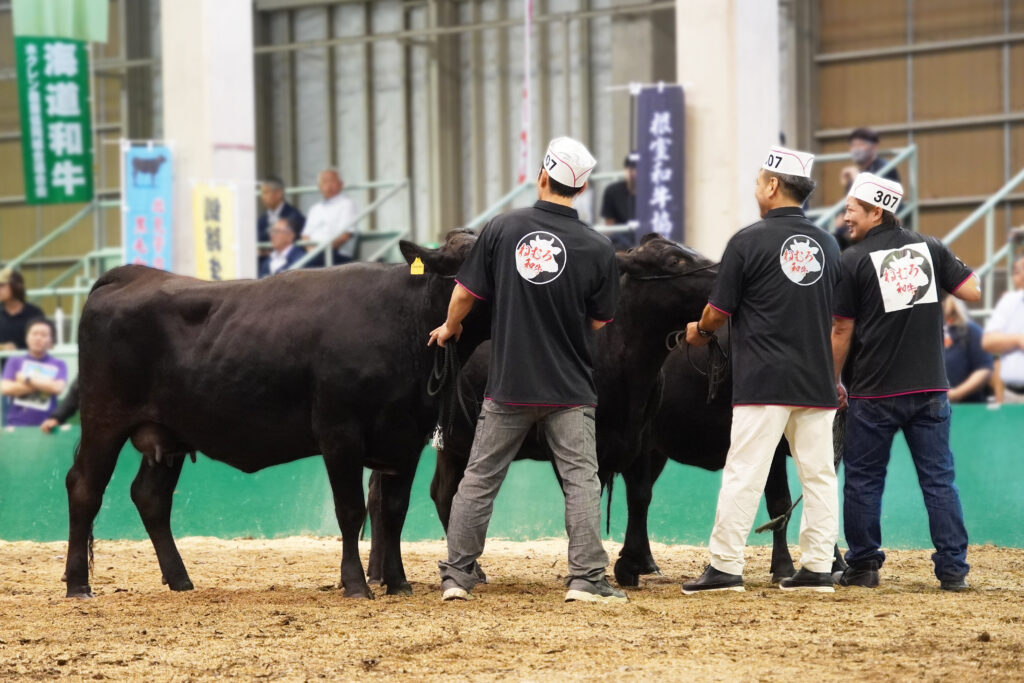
[463,181,532,231]
[2,204,95,270]
[259,179,405,199]
[810,145,917,230]
[286,179,409,270]
[941,166,1024,247]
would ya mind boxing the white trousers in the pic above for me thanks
[709,405,839,575]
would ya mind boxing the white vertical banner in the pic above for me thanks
[516,0,533,184]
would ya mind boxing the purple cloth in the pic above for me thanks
[2,353,68,427]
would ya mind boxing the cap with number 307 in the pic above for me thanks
[848,172,903,213]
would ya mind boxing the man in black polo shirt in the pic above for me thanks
[599,152,638,251]
[832,172,980,591]
[683,146,841,594]
[429,136,624,604]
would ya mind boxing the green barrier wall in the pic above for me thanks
[1,405,1021,548]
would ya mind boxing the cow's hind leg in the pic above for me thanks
[130,456,193,591]
[765,445,797,583]
[323,453,373,599]
[373,470,416,596]
[65,432,125,598]
[366,472,383,585]
[614,449,669,588]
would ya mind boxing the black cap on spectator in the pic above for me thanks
[848,127,880,144]
[624,151,639,168]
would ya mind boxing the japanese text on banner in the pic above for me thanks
[193,184,237,281]
[14,36,93,204]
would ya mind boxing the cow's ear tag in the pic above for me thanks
[410,257,425,275]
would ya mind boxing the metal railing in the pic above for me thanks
[943,167,1024,313]
[807,145,919,230]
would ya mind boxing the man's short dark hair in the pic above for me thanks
[26,316,55,340]
[545,173,584,199]
[848,127,880,144]
[261,175,285,191]
[765,170,816,204]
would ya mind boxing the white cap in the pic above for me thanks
[848,172,903,213]
[543,137,597,188]
[762,146,815,178]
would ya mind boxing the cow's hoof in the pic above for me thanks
[385,581,413,597]
[831,570,845,584]
[168,578,194,592]
[472,562,488,584]
[771,568,797,584]
[367,576,383,586]
[66,585,94,599]
[613,559,640,588]
[343,585,375,600]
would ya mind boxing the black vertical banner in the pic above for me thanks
[635,85,685,243]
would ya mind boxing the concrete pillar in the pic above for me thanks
[676,0,780,259]
[161,0,257,278]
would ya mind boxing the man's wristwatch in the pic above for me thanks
[696,323,714,338]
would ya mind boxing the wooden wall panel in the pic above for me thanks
[1011,45,1024,111]
[912,0,1005,41]
[818,58,908,130]
[1012,123,1024,175]
[914,127,1006,198]
[913,47,1004,119]
[819,0,907,53]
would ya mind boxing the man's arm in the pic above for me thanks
[28,375,66,395]
[1,378,33,397]
[831,317,855,382]
[948,368,991,403]
[982,332,1024,355]
[428,284,477,347]
[684,304,729,347]
[951,273,981,303]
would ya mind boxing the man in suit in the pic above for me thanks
[257,175,305,261]
[259,216,306,278]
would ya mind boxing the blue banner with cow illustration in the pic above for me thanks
[635,84,685,243]
[121,142,173,271]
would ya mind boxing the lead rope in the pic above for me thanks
[427,341,479,450]
[665,328,730,404]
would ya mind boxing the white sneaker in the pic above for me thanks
[442,586,473,601]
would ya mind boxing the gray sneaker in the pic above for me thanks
[441,579,473,602]
[564,577,629,604]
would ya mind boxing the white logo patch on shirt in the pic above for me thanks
[515,231,567,284]
[779,235,824,285]
[870,242,938,312]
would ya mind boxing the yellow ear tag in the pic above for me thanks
[410,257,425,275]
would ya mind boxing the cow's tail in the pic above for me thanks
[88,527,94,571]
[605,475,614,535]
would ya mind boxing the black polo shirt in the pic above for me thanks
[599,180,636,250]
[708,207,841,408]
[833,219,974,399]
[0,302,45,350]
[455,200,620,406]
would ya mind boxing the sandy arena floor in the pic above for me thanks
[0,537,1022,681]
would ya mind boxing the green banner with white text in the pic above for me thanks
[14,36,94,205]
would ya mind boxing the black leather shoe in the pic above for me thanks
[681,565,744,595]
[940,577,969,592]
[779,568,835,592]
[839,561,880,588]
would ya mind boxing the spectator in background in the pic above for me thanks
[600,152,638,251]
[302,168,359,266]
[0,268,45,352]
[259,216,306,278]
[982,256,1024,404]
[834,129,903,249]
[1,318,67,427]
[41,376,79,434]
[943,296,993,403]
[257,176,305,247]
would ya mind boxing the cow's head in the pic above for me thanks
[616,233,715,279]
[399,229,478,277]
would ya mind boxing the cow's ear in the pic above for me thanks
[400,240,454,274]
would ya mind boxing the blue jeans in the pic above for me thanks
[843,392,969,581]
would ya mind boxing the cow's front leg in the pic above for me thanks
[323,453,373,599]
[130,455,193,591]
[614,450,668,587]
[374,470,416,596]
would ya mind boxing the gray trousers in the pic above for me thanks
[438,399,609,589]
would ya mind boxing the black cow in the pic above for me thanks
[428,235,719,557]
[131,155,167,186]
[64,229,488,599]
